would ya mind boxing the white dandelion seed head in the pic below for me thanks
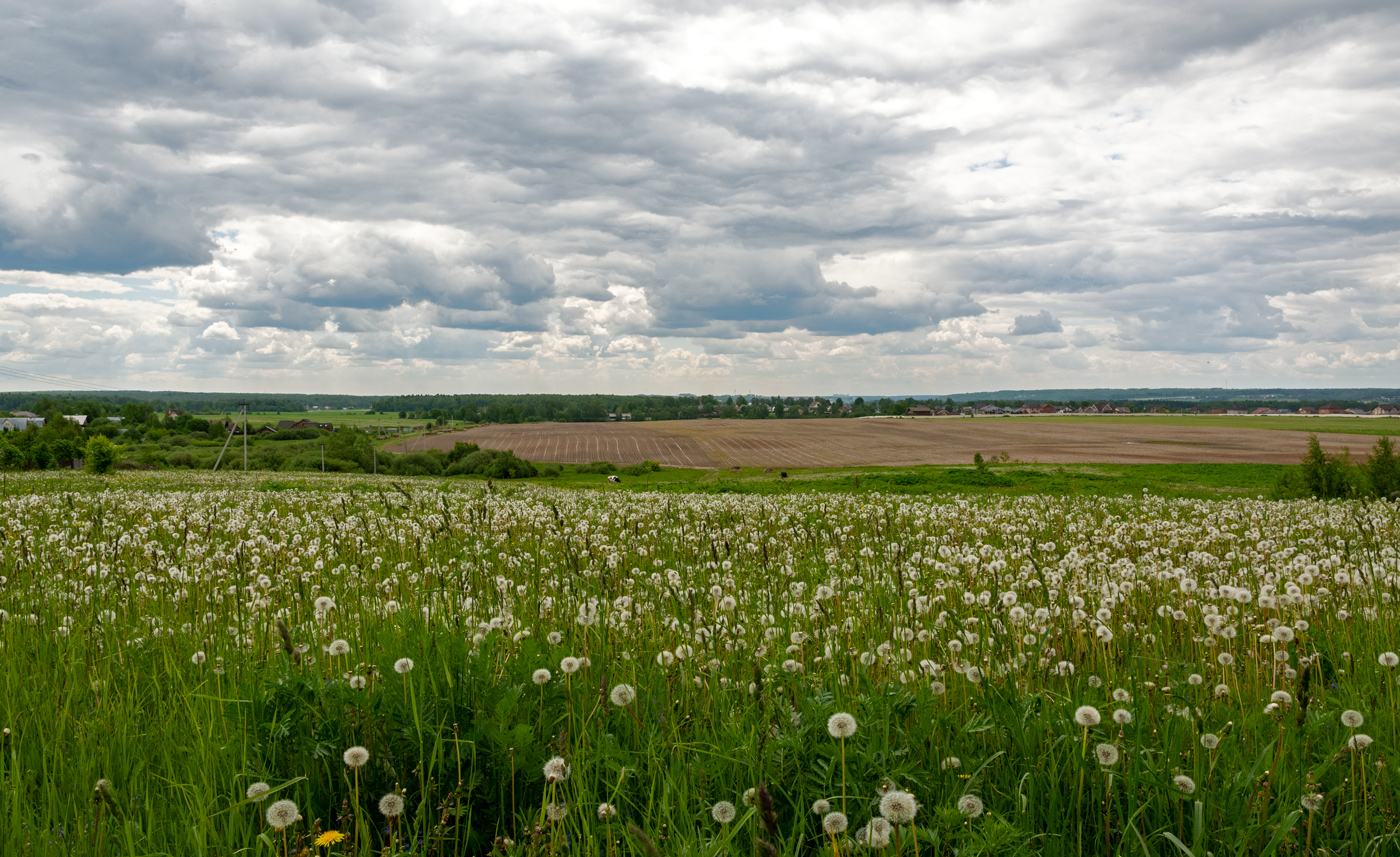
[546,802,568,821]
[246,782,271,802]
[610,684,636,706]
[1095,743,1120,766]
[957,795,984,818]
[543,756,570,783]
[314,596,335,613]
[1301,793,1324,812]
[1214,684,1231,698]
[1341,710,1364,728]
[812,799,831,816]
[711,801,737,823]
[1200,734,1220,750]
[378,793,405,817]
[266,799,299,830]
[827,712,857,739]
[941,756,962,770]
[560,656,581,674]
[597,803,617,820]
[343,746,369,768]
[1173,775,1196,795]
[742,787,757,807]
[547,631,563,645]
[1348,733,1374,751]
[1074,705,1102,727]
[393,658,414,675]
[532,668,552,685]
[821,811,848,834]
[191,651,206,665]
[1270,690,1292,706]
[1272,626,1295,643]
[1380,652,1399,668]
[328,639,350,657]
[869,818,892,848]
[349,675,367,690]
[879,790,918,824]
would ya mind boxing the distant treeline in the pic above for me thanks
[5,387,1398,426]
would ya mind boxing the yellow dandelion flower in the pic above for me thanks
[314,830,345,848]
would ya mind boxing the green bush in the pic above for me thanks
[538,463,562,477]
[619,459,662,476]
[1368,435,1399,499]
[167,451,197,468]
[575,460,617,474]
[443,448,537,479]
[83,435,120,474]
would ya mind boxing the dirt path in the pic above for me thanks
[388,418,1375,468]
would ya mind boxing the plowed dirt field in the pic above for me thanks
[388,418,1371,468]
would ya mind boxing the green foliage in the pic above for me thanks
[442,448,537,478]
[619,459,662,476]
[575,460,617,474]
[1367,435,1399,499]
[83,434,119,473]
[1277,434,1398,500]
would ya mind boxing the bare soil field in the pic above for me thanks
[388,418,1372,468]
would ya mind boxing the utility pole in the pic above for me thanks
[212,402,249,472]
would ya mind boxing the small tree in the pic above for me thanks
[1367,435,1399,500]
[84,435,119,475]
[1298,434,1360,499]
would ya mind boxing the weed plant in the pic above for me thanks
[0,472,1396,856]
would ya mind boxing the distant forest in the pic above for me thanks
[2,388,1397,425]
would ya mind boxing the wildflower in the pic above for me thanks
[349,675,367,690]
[812,799,831,815]
[393,658,414,675]
[314,596,335,613]
[868,817,892,848]
[532,668,551,685]
[266,799,299,829]
[741,787,756,807]
[1380,652,1399,668]
[1173,775,1196,795]
[1348,734,1374,751]
[957,794,984,817]
[941,756,961,770]
[1095,743,1120,766]
[929,681,946,696]
[822,811,848,834]
[1200,734,1219,750]
[546,802,568,821]
[597,803,617,820]
[560,656,581,674]
[712,801,737,823]
[1301,793,1324,812]
[378,793,405,817]
[879,790,918,823]
[315,830,345,847]
[1112,688,1131,702]
[1341,710,1364,728]
[543,756,570,783]
[328,639,350,657]
[342,746,369,768]
[1074,705,1102,727]
[1112,709,1133,725]
[191,651,206,665]
[246,782,271,802]
[1214,684,1230,698]
[1270,690,1292,705]
[827,712,857,738]
[610,683,636,706]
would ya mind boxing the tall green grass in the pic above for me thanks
[0,471,1396,856]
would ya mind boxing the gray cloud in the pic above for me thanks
[1012,311,1063,336]
[1,0,1399,391]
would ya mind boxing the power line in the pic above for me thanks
[0,362,121,392]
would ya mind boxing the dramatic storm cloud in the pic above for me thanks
[2,0,1398,393]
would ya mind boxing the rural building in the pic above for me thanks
[1251,408,1274,415]
[10,410,40,418]
[1319,404,1345,414]
[65,414,89,426]
[908,405,933,416]
[1375,404,1400,416]
[1298,407,1317,414]
[166,409,182,419]
[0,417,44,431]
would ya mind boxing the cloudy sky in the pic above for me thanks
[2,0,1398,396]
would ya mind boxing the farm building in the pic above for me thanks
[0,417,44,431]
[908,405,933,416]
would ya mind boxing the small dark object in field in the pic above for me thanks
[607,475,621,483]
[730,465,741,472]
[779,472,787,478]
